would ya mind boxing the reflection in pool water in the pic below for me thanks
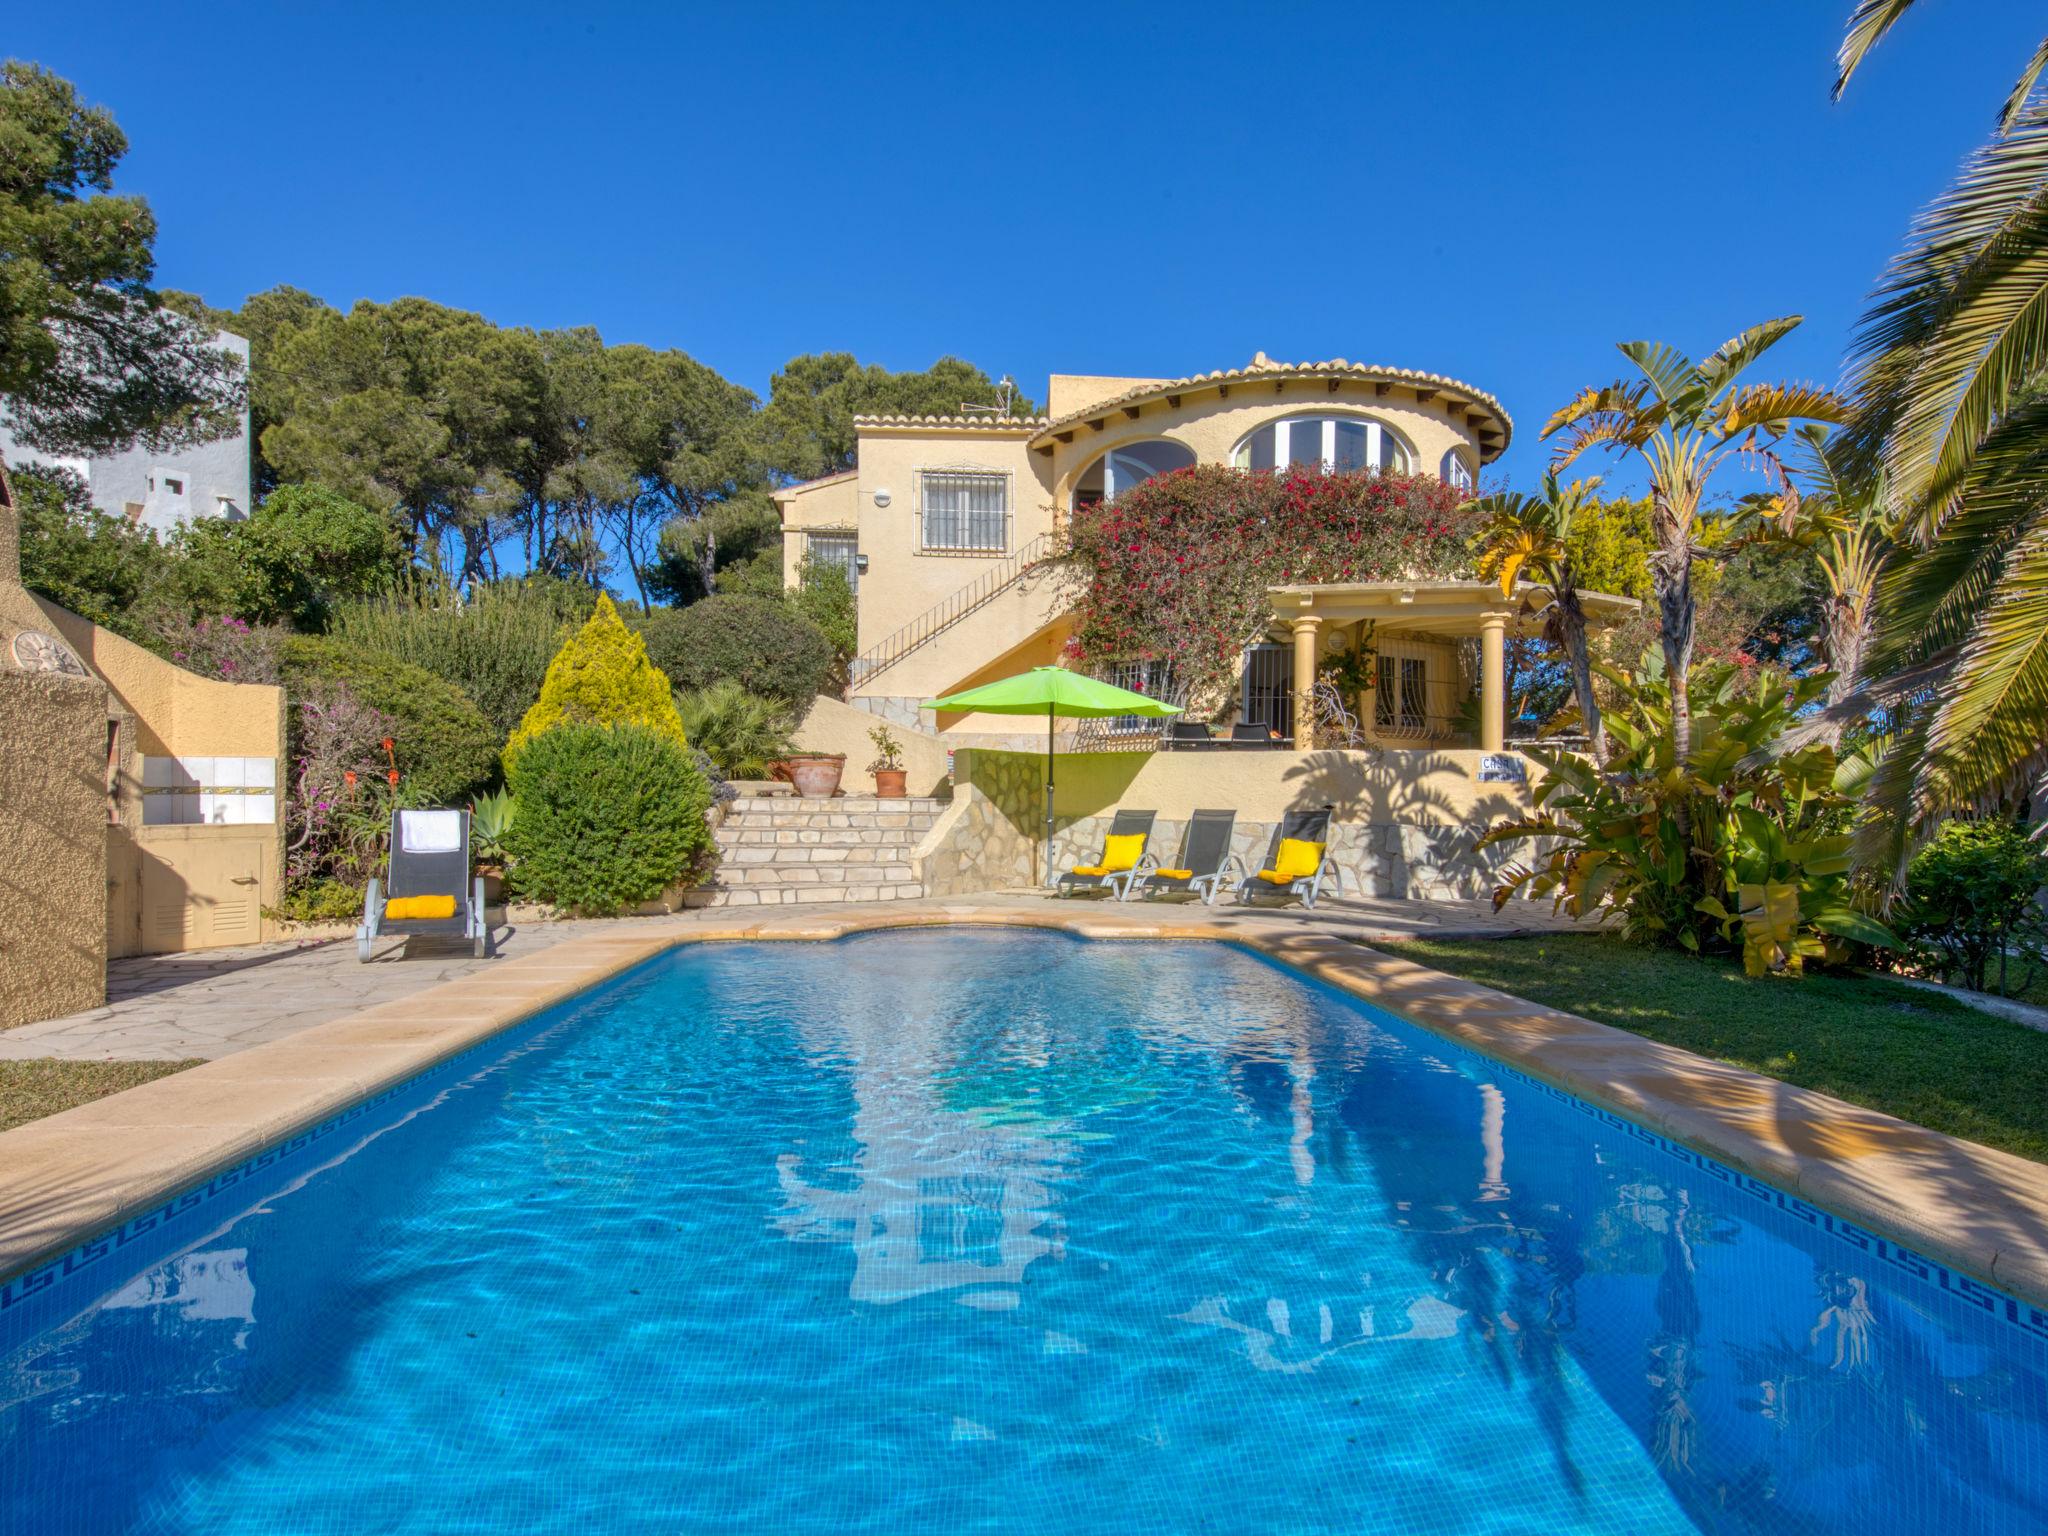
[1,930,2042,1534]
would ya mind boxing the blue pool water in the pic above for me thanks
[2,931,2044,1534]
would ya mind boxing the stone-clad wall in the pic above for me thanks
[917,746,1550,901]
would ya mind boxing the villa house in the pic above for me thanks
[768,353,1639,906]
[777,353,1630,759]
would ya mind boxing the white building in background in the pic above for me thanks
[0,328,252,536]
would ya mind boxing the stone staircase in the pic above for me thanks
[688,794,945,907]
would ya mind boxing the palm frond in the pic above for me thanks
[1541,380,1652,438]
[1617,340,1703,417]
[1833,0,1920,101]
[1716,383,1851,438]
[1696,316,1805,396]
[2000,35,2048,134]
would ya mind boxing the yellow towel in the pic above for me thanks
[385,894,457,921]
[1257,838,1325,884]
[1153,868,1194,880]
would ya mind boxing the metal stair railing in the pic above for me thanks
[850,532,1057,685]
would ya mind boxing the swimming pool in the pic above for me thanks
[2,930,2043,1533]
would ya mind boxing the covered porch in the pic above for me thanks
[1266,579,1639,752]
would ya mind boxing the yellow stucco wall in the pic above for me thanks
[992,746,1537,826]
[789,693,953,797]
[32,599,285,957]
[797,366,1498,724]
[0,671,109,1027]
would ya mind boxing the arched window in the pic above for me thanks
[1232,416,1412,474]
[1440,447,1476,493]
[1072,439,1195,508]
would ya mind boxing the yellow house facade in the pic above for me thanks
[774,351,1592,753]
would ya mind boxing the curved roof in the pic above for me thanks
[850,412,1047,432]
[1027,356,1513,462]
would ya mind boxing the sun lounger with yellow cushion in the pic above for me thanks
[1234,806,1342,909]
[1055,809,1157,899]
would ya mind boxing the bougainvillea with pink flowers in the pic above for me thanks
[1059,465,1479,708]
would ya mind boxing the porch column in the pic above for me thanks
[1479,612,1506,753]
[1290,615,1323,749]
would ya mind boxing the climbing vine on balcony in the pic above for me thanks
[1058,465,1478,709]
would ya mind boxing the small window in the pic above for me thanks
[1374,655,1428,737]
[1440,448,1476,493]
[919,471,1008,552]
[164,476,185,496]
[806,531,859,592]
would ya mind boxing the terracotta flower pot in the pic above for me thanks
[786,753,846,798]
[873,767,908,799]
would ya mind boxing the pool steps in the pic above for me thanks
[687,795,945,906]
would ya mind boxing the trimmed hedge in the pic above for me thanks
[505,723,715,915]
[279,636,500,804]
[640,594,834,713]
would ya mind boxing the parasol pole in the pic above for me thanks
[1044,700,1056,886]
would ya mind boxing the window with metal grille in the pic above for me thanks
[806,531,859,591]
[1240,644,1293,738]
[1374,655,1428,737]
[919,471,1008,551]
[1105,659,1173,732]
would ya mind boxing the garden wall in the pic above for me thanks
[916,746,1544,901]
[790,693,952,797]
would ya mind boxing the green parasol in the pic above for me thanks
[924,667,1180,886]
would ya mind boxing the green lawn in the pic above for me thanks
[0,1059,201,1133]
[1379,934,2048,1164]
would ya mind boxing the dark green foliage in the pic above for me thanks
[755,353,1034,481]
[792,555,856,662]
[647,490,783,604]
[675,680,796,778]
[170,483,402,630]
[504,723,714,915]
[0,63,243,455]
[640,593,834,712]
[279,636,498,803]
[11,464,168,645]
[330,576,596,738]
[1393,933,2048,1163]
[1900,819,2048,995]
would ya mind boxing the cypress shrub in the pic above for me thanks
[279,636,499,803]
[640,593,834,714]
[505,723,714,915]
[505,592,689,770]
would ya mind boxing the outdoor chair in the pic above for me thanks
[1234,806,1342,910]
[357,807,491,961]
[1054,808,1157,899]
[1128,809,1239,905]
[1229,722,1283,750]
[1165,720,1220,751]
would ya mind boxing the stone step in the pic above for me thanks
[711,862,920,888]
[719,809,940,833]
[683,881,927,909]
[717,843,922,867]
[726,795,947,816]
[716,825,930,849]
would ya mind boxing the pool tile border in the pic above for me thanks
[2,901,2045,1321]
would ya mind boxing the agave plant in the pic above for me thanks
[1831,3,2048,862]
[1481,655,1894,974]
[470,787,517,867]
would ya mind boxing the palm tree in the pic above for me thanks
[1729,426,1894,720]
[1467,469,1611,766]
[1543,319,1847,762]
[1832,4,2048,856]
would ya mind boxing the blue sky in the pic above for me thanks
[9,0,2042,491]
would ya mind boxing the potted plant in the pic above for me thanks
[469,788,516,903]
[782,751,845,798]
[867,724,908,798]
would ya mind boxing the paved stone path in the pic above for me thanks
[0,894,1585,1062]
